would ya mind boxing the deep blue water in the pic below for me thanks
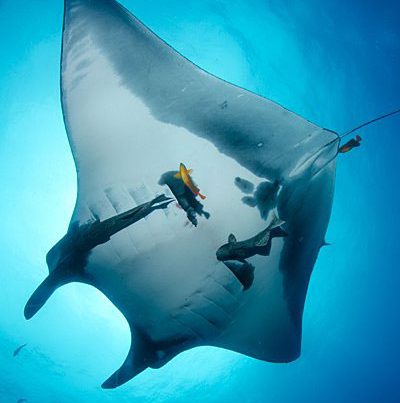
[1,0,399,402]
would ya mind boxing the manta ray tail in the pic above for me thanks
[102,329,155,389]
[24,268,73,320]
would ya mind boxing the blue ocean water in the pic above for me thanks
[1,0,399,402]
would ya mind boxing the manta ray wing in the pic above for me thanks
[26,0,339,388]
[62,0,339,190]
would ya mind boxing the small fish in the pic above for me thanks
[338,135,361,153]
[13,344,27,357]
[159,170,209,226]
[174,163,206,200]
[216,213,287,262]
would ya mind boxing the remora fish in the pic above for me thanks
[216,214,287,262]
[223,260,255,290]
[174,163,206,200]
[24,194,173,320]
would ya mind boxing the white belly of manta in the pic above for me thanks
[74,90,293,362]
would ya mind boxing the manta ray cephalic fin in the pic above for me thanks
[24,268,74,320]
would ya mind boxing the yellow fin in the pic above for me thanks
[187,169,193,175]
[174,172,181,179]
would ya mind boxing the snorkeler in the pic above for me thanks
[338,135,362,153]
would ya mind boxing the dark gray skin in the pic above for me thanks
[24,195,173,320]
[216,226,287,262]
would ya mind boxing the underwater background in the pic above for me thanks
[1,0,399,402]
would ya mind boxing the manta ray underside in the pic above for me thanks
[25,0,340,388]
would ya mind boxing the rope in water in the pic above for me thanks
[340,108,400,139]
[306,107,400,178]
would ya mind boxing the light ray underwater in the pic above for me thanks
[7,0,399,398]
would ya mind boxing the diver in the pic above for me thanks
[159,164,210,226]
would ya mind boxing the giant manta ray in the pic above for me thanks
[25,0,341,389]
